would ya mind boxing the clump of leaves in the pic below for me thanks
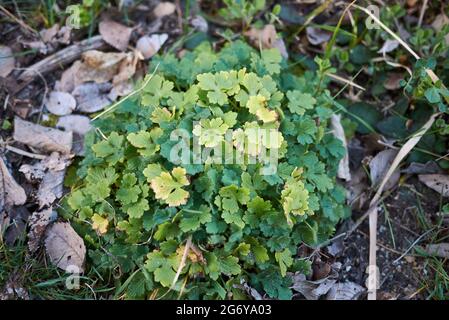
[64,41,349,299]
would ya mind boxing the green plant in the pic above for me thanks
[63,41,349,299]
[218,0,266,27]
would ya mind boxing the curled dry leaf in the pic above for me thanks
[0,45,15,77]
[424,243,449,259]
[0,156,27,212]
[45,91,77,115]
[54,60,81,92]
[418,174,449,197]
[113,52,139,84]
[326,282,365,300]
[99,20,132,52]
[291,273,337,300]
[13,117,73,154]
[27,207,54,252]
[384,73,404,90]
[45,222,86,273]
[330,114,351,181]
[191,15,208,33]
[136,34,168,60]
[306,27,331,46]
[369,149,400,191]
[72,82,113,113]
[20,152,73,208]
[153,1,176,18]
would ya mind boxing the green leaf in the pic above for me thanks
[275,248,293,277]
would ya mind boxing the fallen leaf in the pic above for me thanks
[326,282,365,300]
[153,1,176,18]
[72,82,113,113]
[99,20,132,51]
[0,45,15,77]
[378,39,399,55]
[136,34,168,59]
[3,206,30,246]
[45,222,86,273]
[20,152,73,208]
[76,50,127,84]
[402,161,443,174]
[45,91,77,115]
[113,52,138,84]
[191,15,208,32]
[244,24,288,59]
[0,156,27,212]
[56,115,92,155]
[54,60,81,92]
[369,149,400,190]
[13,117,73,154]
[331,114,351,181]
[306,27,331,46]
[27,207,54,252]
[432,13,449,45]
[384,72,404,90]
[418,174,449,197]
[291,273,337,300]
[424,243,449,259]
[56,115,92,136]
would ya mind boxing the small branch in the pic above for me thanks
[5,145,46,160]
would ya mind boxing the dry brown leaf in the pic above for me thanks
[45,91,77,115]
[45,222,86,273]
[245,24,277,49]
[76,50,127,84]
[113,52,138,84]
[330,114,351,181]
[0,156,27,213]
[384,72,404,90]
[72,82,113,113]
[136,34,168,60]
[153,1,176,18]
[418,174,449,197]
[0,45,15,77]
[13,117,73,154]
[54,60,81,92]
[20,152,72,208]
[369,149,400,191]
[27,207,54,252]
[424,243,449,259]
[291,273,337,300]
[99,20,132,51]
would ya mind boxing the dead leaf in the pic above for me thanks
[0,45,15,77]
[56,115,92,155]
[153,2,176,18]
[378,39,399,55]
[113,52,139,84]
[384,72,404,90]
[27,207,54,252]
[369,149,400,190]
[331,114,351,181]
[244,24,288,59]
[45,91,77,115]
[20,152,72,208]
[306,27,331,46]
[54,60,81,92]
[99,20,132,51]
[418,174,449,197]
[191,15,208,33]
[136,34,168,60]
[432,13,449,45]
[72,82,113,113]
[402,161,443,174]
[45,222,86,273]
[2,206,30,246]
[56,115,92,136]
[0,156,27,212]
[13,117,73,154]
[291,273,337,300]
[424,243,449,259]
[326,282,365,300]
[76,50,127,84]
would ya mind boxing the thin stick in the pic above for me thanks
[392,228,434,264]
[0,5,37,35]
[5,145,46,160]
[91,63,160,121]
[171,236,192,289]
[325,72,366,91]
[417,0,428,28]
